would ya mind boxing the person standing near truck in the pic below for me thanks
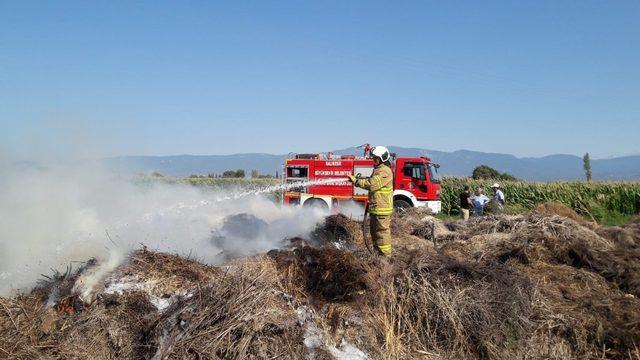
[491,183,505,213]
[348,146,394,256]
[459,185,472,220]
[471,187,490,216]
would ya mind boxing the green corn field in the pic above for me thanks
[439,177,640,218]
[138,176,640,221]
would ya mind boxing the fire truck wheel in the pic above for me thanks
[303,198,329,210]
[393,198,412,211]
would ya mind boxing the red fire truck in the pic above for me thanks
[283,146,442,213]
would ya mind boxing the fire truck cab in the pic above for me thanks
[283,149,442,214]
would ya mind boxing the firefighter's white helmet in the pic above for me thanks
[371,146,391,162]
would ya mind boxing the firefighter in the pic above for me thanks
[348,146,393,256]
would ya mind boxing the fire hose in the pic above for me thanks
[362,202,375,255]
[355,173,375,255]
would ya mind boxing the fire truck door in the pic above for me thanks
[411,166,429,195]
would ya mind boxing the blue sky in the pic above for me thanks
[1,1,639,159]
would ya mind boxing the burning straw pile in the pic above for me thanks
[2,204,640,359]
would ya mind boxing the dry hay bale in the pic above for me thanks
[461,233,514,260]
[521,262,640,358]
[54,290,159,359]
[393,232,435,251]
[372,252,535,359]
[442,230,542,268]
[469,214,524,234]
[0,250,224,360]
[410,216,455,243]
[394,206,433,221]
[6,211,640,360]
[391,207,432,236]
[467,215,640,298]
[388,245,438,272]
[0,294,52,359]
[509,215,640,297]
[0,289,160,359]
[445,214,525,240]
[388,212,439,250]
[381,213,640,358]
[560,244,640,297]
[533,201,589,225]
[515,214,614,252]
[269,247,382,359]
[265,249,308,299]
[430,215,526,256]
[113,249,221,296]
[310,214,362,247]
[148,259,305,359]
[270,246,379,304]
[390,213,457,249]
[595,226,637,248]
[378,236,640,359]
[1,253,303,360]
[622,215,640,244]
[436,239,474,260]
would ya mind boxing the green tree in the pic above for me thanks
[583,152,592,182]
[251,169,259,178]
[499,172,518,181]
[471,165,517,181]
[472,165,501,179]
[222,169,246,178]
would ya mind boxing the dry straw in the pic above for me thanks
[2,204,640,359]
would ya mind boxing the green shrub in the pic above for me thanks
[471,165,518,181]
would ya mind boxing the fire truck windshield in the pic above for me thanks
[427,164,440,183]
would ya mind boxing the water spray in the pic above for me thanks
[209,177,349,203]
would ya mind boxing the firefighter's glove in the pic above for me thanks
[347,175,356,183]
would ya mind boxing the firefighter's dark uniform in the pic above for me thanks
[355,163,394,256]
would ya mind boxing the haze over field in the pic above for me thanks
[0,157,328,296]
[102,146,640,181]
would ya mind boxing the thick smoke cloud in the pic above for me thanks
[0,160,327,297]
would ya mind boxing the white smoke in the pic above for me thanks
[0,159,327,297]
[336,200,366,222]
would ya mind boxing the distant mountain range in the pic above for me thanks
[102,147,640,181]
